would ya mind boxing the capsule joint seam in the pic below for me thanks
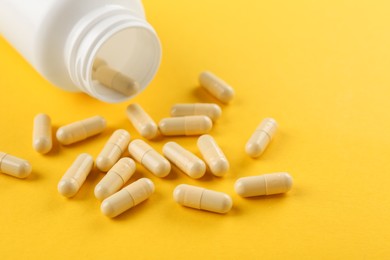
[70,177,81,187]
[264,177,269,195]
[258,129,272,141]
[197,189,206,209]
[80,122,90,134]
[112,142,126,154]
[112,171,126,184]
[140,148,153,165]
[0,153,7,170]
[124,188,136,205]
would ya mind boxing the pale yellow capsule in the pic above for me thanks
[245,118,278,158]
[173,184,232,214]
[126,104,158,139]
[33,113,52,154]
[58,153,94,198]
[162,142,205,179]
[92,58,108,79]
[159,116,212,136]
[96,129,131,172]
[101,178,155,218]
[94,65,140,96]
[235,172,293,197]
[128,139,170,177]
[56,116,106,145]
[197,135,229,177]
[0,152,32,179]
[170,103,222,122]
[199,71,235,103]
[94,157,136,201]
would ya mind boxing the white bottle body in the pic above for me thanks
[0,0,161,103]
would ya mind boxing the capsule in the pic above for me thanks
[96,129,131,172]
[245,118,278,158]
[162,142,205,179]
[94,157,136,201]
[199,71,234,103]
[128,139,171,177]
[101,178,155,218]
[56,116,106,145]
[0,152,32,179]
[173,184,232,214]
[235,172,293,197]
[197,135,229,177]
[126,104,158,139]
[58,153,94,198]
[159,116,212,136]
[92,58,107,80]
[94,65,140,96]
[33,113,52,154]
[170,103,222,122]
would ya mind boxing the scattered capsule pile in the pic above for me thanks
[0,71,293,217]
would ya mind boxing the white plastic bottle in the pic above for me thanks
[0,0,161,103]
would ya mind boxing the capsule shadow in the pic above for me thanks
[23,170,42,182]
[44,125,61,156]
[192,86,226,106]
[123,169,144,185]
[162,164,181,181]
[227,204,242,216]
[177,205,234,217]
[157,165,178,181]
[242,193,290,201]
[71,167,102,201]
[194,169,215,182]
[146,132,165,143]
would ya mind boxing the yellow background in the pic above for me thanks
[1,0,390,259]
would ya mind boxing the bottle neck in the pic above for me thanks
[65,6,161,103]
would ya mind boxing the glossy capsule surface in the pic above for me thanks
[128,139,171,177]
[245,118,278,158]
[162,142,205,179]
[235,172,293,197]
[56,116,106,145]
[94,157,136,201]
[33,113,52,154]
[159,116,212,136]
[174,184,232,214]
[0,152,32,178]
[199,71,234,103]
[170,103,222,122]
[58,153,94,198]
[96,129,131,172]
[101,178,155,218]
[197,135,229,177]
[126,104,158,139]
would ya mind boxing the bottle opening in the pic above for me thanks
[91,27,161,102]
[67,7,161,103]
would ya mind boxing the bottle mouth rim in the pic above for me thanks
[65,6,161,103]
